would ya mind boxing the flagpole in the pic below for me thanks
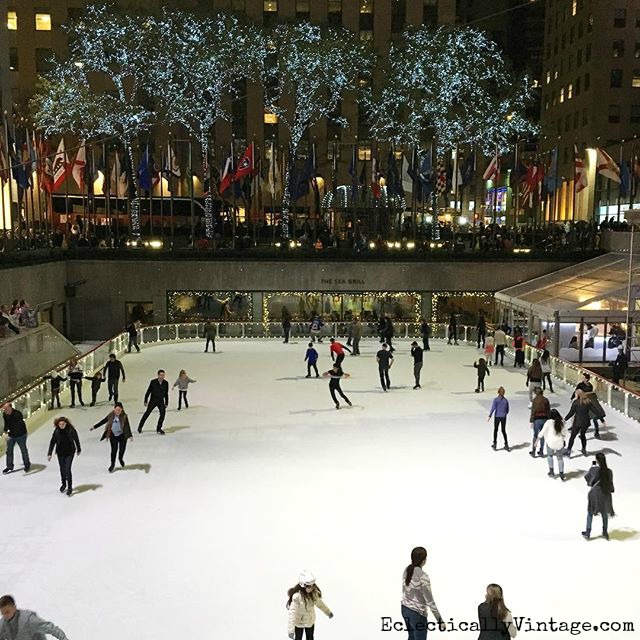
[270,140,276,247]
[168,136,175,247]
[617,140,624,223]
[553,144,560,226]
[573,144,578,223]
[33,131,44,244]
[62,138,71,241]
[514,138,521,228]
[103,142,111,246]
[492,143,498,226]
[412,146,418,242]
[230,139,236,250]
[27,134,36,246]
[147,144,153,237]
[4,112,15,246]
[159,146,165,245]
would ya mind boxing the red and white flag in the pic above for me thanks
[52,138,69,191]
[482,152,500,181]
[371,156,381,199]
[596,147,621,183]
[71,139,87,190]
[0,131,8,183]
[234,142,254,183]
[574,145,588,194]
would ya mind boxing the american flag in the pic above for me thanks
[482,152,500,181]
[435,157,447,195]
[574,145,588,194]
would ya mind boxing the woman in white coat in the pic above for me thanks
[534,408,567,480]
[287,571,333,640]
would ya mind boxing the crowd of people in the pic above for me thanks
[0,300,35,338]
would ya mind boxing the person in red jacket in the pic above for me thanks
[329,338,351,367]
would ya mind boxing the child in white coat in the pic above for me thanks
[287,571,333,640]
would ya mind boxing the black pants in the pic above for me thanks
[139,400,166,432]
[422,336,430,351]
[295,626,314,640]
[352,336,360,355]
[91,388,99,405]
[283,328,290,343]
[542,372,554,392]
[58,453,74,487]
[494,345,505,365]
[110,434,127,467]
[477,330,486,348]
[566,425,588,452]
[307,362,319,377]
[108,378,120,402]
[379,366,391,390]
[50,389,61,409]
[493,417,508,446]
[178,390,189,409]
[385,336,394,351]
[448,327,457,344]
[335,353,345,367]
[128,335,140,353]
[70,380,84,405]
[329,382,349,406]
[205,338,216,352]
[477,376,485,391]
[414,362,423,386]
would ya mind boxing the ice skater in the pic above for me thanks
[513,331,525,368]
[138,370,169,435]
[420,318,431,351]
[67,360,85,407]
[473,358,490,392]
[526,358,543,405]
[585,390,606,439]
[477,584,517,640]
[476,312,486,349]
[329,337,351,367]
[529,387,550,457]
[103,353,126,402]
[322,364,352,409]
[571,372,593,399]
[203,321,217,352]
[564,389,605,457]
[85,371,106,406]
[0,595,70,640]
[173,370,197,410]
[484,332,494,366]
[286,571,334,640]
[351,318,362,355]
[305,343,319,378]
[534,408,567,480]
[410,341,423,389]
[582,453,615,540]
[91,402,133,472]
[401,547,445,640]
[540,350,553,392]
[126,320,141,353]
[283,317,292,344]
[44,370,66,409]
[376,342,394,391]
[447,312,458,345]
[494,326,506,366]
[47,417,81,497]
[487,386,509,451]
[310,315,324,342]
[2,403,31,474]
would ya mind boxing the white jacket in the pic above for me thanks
[494,330,507,346]
[287,591,331,634]
[538,419,567,451]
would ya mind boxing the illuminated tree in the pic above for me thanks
[264,22,374,238]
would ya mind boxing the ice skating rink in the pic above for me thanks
[3,338,640,639]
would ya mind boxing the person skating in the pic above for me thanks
[304,343,319,378]
[540,350,553,392]
[534,409,567,480]
[322,365,352,409]
[91,402,133,472]
[401,547,445,640]
[513,331,525,368]
[484,333,494,366]
[582,452,615,540]
[2,403,31,474]
[419,318,431,351]
[286,571,333,640]
[0,594,70,640]
[126,320,140,353]
[564,389,605,457]
[203,321,217,352]
[476,312,487,349]
[493,326,506,366]
[351,318,362,356]
[410,341,423,389]
[138,370,169,435]
[282,317,292,344]
[529,387,550,457]
[383,317,395,352]
[173,370,197,410]
[585,390,606,439]
[535,330,548,351]
[570,372,593,400]
[47,417,81,497]
[84,371,106,407]
[43,371,66,410]
[377,316,387,343]
[310,315,324,343]
[447,312,458,345]
[487,387,510,451]
[526,358,543,405]
[611,347,628,385]
[477,584,518,639]
[376,343,394,391]
[66,360,85,407]
[474,358,490,393]
[103,353,125,402]
[329,338,351,368]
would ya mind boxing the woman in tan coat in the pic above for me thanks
[91,402,133,472]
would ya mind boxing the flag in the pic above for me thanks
[418,152,433,194]
[510,160,527,190]
[52,138,68,191]
[595,147,621,183]
[267,143,281,197]
[461,150,475,188]
[402,155,413,193]
[72,140,87,190]
[219,144,234,196]
[110,152,128,198]
[164,142,181,193]
[482,152,500,181]
[620,160,631,197]
[574,145,588,194]
[435,157,447,195]
[386,150,402,198]
[632,154,640,198]
[371,155,381,199]
[138,145,153,192]
[545,148,558,193]
[348,144,357,203]
[38,137,54,193]
[234,142,255,184]
[451,151,463,194]
[520,164,535,205]
[0,131,9,183]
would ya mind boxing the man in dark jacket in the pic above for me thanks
[203,322,217,352]
[611,347,628,385]
[476,312,486,349]
[126,320,140,353]
[420,319,431,351]
[2,403,30,474]
[0,594,69,640]
[138,370,169,435]
[103,353,126,403]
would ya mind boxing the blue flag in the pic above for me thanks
[138,145,152,192]
[386,150,402,198]
[418,152,433,195]
[545,148,558,193]
[461,151,475,188]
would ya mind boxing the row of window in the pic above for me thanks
[546,44,592,84]
[544,73,590,110]
[548,5,640,35]
[607,104,640,124]
[7,10,52,31]
[610,69,640,89]
[555,109,589,135]
[7,47,53,72]
[611,40,640,58]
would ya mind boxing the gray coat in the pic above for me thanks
[0,609,69,640]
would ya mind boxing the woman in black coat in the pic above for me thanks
[477,583,517,639]
[47,416,81,497]
[582,453,615,540]
[564,390,605,457]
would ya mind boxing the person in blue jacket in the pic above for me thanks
[305,343,319,378]
[487,386,510,451]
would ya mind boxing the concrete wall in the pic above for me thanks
[65,259,571,340]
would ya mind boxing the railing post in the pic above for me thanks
[625,392,629,418]
[242,323,245,338]
[607,384,612,406]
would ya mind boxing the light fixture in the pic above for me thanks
[406,241,416,250]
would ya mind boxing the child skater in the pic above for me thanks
[474,358,490,393]
[172,370,197,410]
[484,332,495,367]
[85,371,106,406]
[322,364,352,409]
[287,570,334,640]
[305,342,319,378]
[44,370,66,410]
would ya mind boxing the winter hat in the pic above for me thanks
[299,570,316,587]
[411,341,418,346]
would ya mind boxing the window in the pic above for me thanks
[295,0,309,17]
[328,0,341,26]
[570,26,575,44]
[565,115,571,132]
[360,0,373,30]
[637,18,640,28]
[34,12,51,31]
[264,0,277,9]
[358,145,372,161]
[360,0,373,13]
[587,14,593,32]
[264,111,278,124]
[636,43,640,59]
[633,70,640,88]
[574,111,580,128]
[584,73,590,90]
[568,82,573,99]
[569,54,574,71]
[231,0,246,10]
[554,39,558,55]
[423,0,437,25]
[578,21,583,38]
[577,48,582,66]
[608,105,621,123]
[560,87,565,103]
[9,47,18,71]
[546,70,551,84]
[614,8,626,28]
[545,95,550,110]
[586,43,591,61]
[561,33,566,49]
[582,108,588,126]
[7,9,17,30]
[611,69,623,88]
[613,41,625,58]
[631,105,640,124]
[391,0,405,33]
[554,67,558,80]
[572,0,577,16]
[575,76,581,95]
[35,47,53,72]
[263,0,277,26]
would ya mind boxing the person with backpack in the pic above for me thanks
[286,571,333,640]
[534,408,567,480]
[304,343,319,378]
[582,453,615,540]
[477,584,518,639]
[487,387,510,451]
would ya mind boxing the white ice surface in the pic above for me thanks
[3,339,640,639]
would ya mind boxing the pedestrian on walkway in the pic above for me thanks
[0,594,69,640]
[173,370,197,410]
[286,571,334,640]
[138,370,169,435]
[203,321,217,353]
[411,341,423,389]
[534,409,567,480]
[529,387,550,457]
[44,370,66,410]
[526,358,543,404]
[304,343,319,378]
[103,353,126,403]
[487,387,510,451]
[376,343,394,391]
[474,358,490,393]
[322,365,352,410]
[91,402,133,472]
[582,452,615,540]
[47,416,81,497]
[2,403,30,474]
[329,338,351,367]
[420,319,431,351]
[540,350,553,392]
[84,371,106,406]
[351,318,362,356]
[477,584,518,639]
[126,320,141,353]
[67,360,85,407]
